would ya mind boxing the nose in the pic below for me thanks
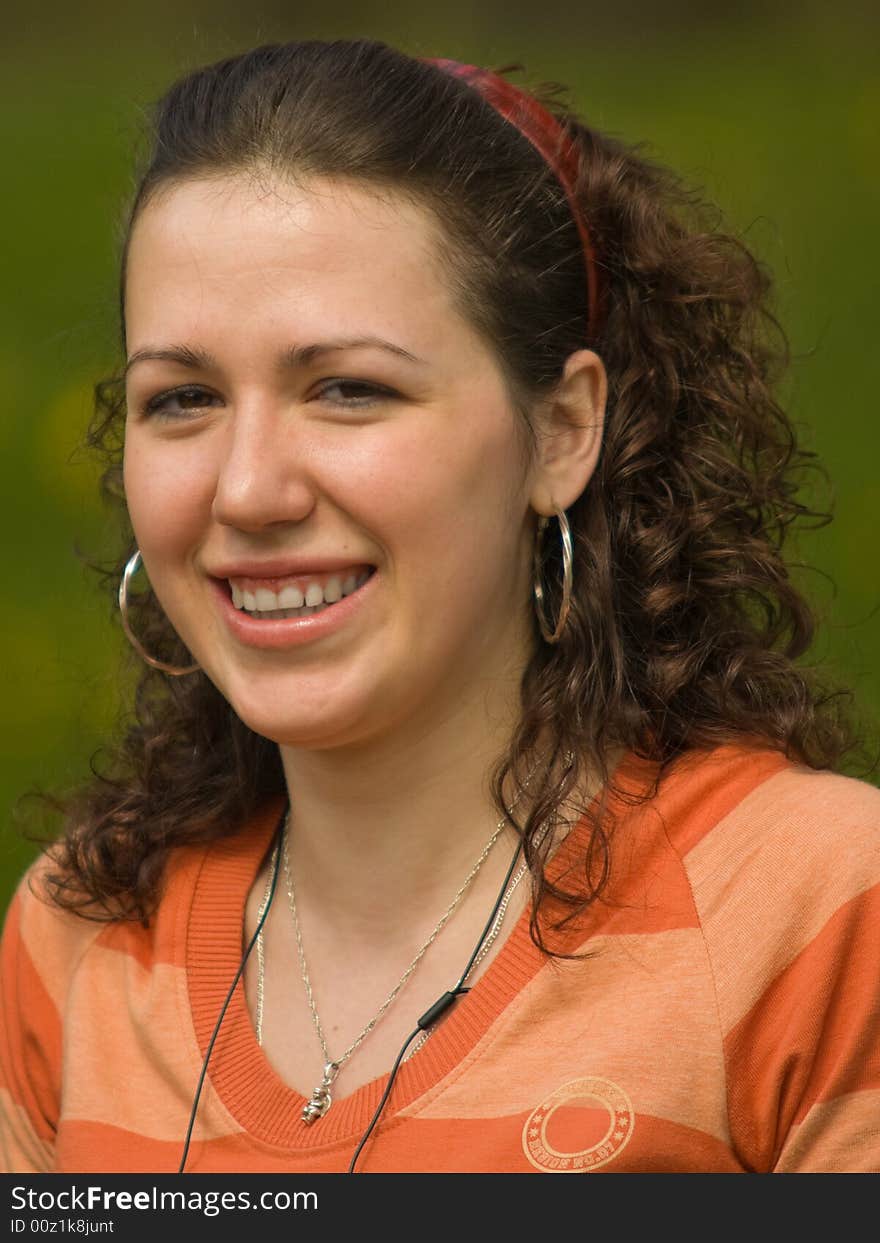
[211,402,317,532]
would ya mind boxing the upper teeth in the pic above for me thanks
[231,572,368,614]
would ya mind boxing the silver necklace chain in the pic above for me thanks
[463,858,529,977]
[402,854,529,1062]
[256,804,513,1124]
[257,845,530,1065]
[254,843,277,1046]
[253,756,565,1124]
[403,805,563,1063]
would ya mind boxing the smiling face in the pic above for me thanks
[122,173,542,751]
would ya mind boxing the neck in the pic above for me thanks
[277,675,529,942]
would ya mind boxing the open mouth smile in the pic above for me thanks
[228,567,373,620]
[211,563,378,649]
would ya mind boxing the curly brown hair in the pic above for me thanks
[42,38,873,944]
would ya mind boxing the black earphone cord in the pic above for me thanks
[347,829,524,1172]
[178,805,524,1175]
[177,808,286,1175]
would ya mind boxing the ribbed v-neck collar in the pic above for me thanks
[186,749,651,1152]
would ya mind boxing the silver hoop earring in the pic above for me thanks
[533,507,573,644]
[118,550,200,676]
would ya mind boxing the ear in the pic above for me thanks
[528,348,607,516]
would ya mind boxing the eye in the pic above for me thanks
[314,379,397,408]
[141,385,221,420]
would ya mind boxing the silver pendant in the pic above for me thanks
[302,1061,339,1125]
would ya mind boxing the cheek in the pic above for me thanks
[122,434,213,557]
[371,398,524,498]
[353,416,528,583]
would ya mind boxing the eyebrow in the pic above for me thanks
[124,337,426,377]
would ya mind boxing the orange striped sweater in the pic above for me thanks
[2,743,879,1173]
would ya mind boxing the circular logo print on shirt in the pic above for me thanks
[522,1077,635,1172]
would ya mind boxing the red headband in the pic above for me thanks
[423,58,604,340]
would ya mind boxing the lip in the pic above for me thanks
[209,569,378,650]
[208,556,375,579]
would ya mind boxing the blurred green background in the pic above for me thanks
[2,1,878,916]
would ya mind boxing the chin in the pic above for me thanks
[224,680,381,752]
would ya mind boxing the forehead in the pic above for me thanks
[124,173,460,350]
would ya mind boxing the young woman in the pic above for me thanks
[1,39,877,1175]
